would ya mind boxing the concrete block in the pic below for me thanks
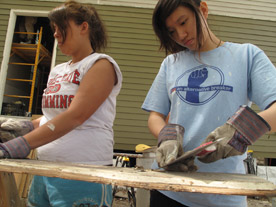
[257,166,276,185]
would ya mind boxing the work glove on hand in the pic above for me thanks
[0,129,16,143]
[198,105,271,163]
[156,124,197,172]
[0,136,31,159]
[0,117,34,142]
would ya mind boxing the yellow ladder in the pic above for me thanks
[5,27,50,115]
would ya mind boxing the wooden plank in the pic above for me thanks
[0,172,23,207]
[0,159,275,196]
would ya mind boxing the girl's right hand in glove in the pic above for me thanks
[156,124,197,172]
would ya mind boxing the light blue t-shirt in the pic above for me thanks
[142,42,276,207]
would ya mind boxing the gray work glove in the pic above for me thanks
[156,124,197,172]
[0,117,34,142]
[198,105,271,163]
[0,136,31,158]
[0,129,16,142]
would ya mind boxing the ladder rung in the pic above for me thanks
[14,31,39,35]
[9,62,35,66]
[4,94,30,99]
[12,47,37,50]
[6,78,33,82]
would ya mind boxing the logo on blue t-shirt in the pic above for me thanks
[170,65,233,105]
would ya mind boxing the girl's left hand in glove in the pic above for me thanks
[0,118,34,142]
[198,105,271,163]
[0,136,31,159]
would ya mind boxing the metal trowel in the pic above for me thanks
[164,137,225,167]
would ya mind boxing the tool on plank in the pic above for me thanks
[163,137,225,168]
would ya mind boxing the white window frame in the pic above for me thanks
[0,9,57,114]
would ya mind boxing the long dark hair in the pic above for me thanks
[152,0,204,55]
[48,0,107,52]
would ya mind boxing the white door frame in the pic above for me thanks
[0,9,57,114]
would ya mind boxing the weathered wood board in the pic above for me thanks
[0,159,276,196]
[0,172,24,207]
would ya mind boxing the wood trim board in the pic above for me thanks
[0,172,24,207]
[0,159,276,196]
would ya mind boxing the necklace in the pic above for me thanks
[216,39,222,48]
[69,51,94,65]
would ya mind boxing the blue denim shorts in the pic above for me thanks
[27,175,112,207]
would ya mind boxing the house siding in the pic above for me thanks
[0,0,275,158]
[206,0,276,21]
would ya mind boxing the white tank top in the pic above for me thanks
[37,53,122,165]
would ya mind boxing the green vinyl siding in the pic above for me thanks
[0,1,276,157]
[0,14,9,63]
[209,15,276,64]
[96,5,163,151]
[248,105,276,158]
